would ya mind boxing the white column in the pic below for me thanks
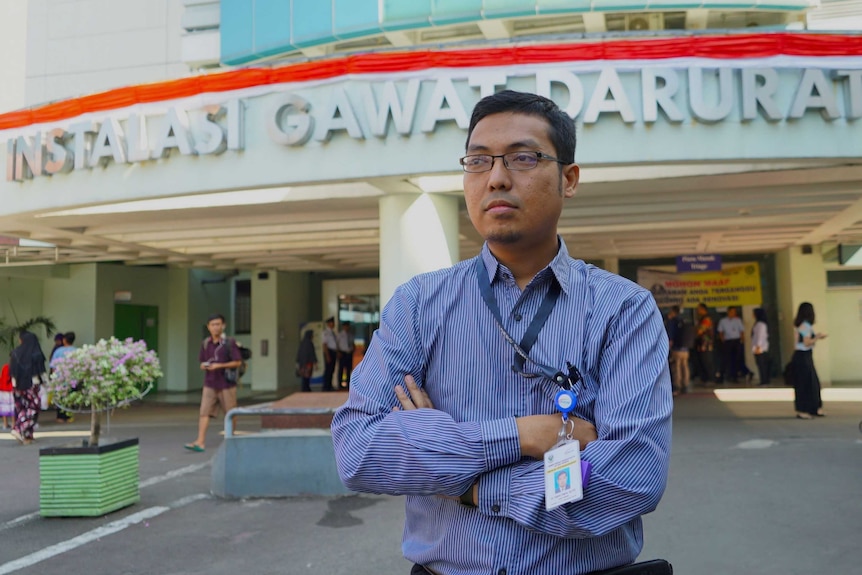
[251,270,279,391]
[379,193,460,306]
[602,258,620,275]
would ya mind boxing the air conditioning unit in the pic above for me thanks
[625,13,665,31]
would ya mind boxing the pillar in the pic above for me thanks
[602,258,620,275]
[379,193,460,306]
[252,270,279,392]
[775,245,830,384]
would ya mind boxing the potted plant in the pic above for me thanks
[40,337,162,517]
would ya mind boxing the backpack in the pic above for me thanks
[203,338,249,384]
[680,321,696,349]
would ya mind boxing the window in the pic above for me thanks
[234,279,251,334]
[827,270,862,288]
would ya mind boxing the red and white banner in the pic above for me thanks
[2,33,862,131]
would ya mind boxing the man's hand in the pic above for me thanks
[393,374,434,411]
[516,414,597,459]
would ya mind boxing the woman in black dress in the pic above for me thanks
[790,302,827,419]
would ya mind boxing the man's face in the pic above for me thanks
[728,308,737,318]
[207,319,225,339]
[463,112,578,250]
[697,306,707,318]
[326,320,334,330]
[557,471,568,490]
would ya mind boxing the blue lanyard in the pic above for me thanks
[475,257,581,392]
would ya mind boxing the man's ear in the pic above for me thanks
[562,163,579,199]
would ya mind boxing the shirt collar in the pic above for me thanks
[479,237,572,295]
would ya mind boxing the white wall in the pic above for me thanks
[775,246,831,384]
[42,263,97,346]
[825,287,862,383]
[25,0,187,106]
[0,0,28,114]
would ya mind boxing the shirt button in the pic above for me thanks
[498,569,507,575]
[491,504,501,513]
[514,314,522,321]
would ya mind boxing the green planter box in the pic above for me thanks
[39,438,140,517]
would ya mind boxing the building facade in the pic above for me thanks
[1,0,862,392]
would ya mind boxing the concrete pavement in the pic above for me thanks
[0,390,860,575]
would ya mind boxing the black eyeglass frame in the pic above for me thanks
[459,151,566,173]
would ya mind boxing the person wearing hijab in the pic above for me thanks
[9,331,47,445]
[295,329,318,392]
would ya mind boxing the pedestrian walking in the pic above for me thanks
[751,308,770,386]
[665,306,691,395]
[789,302,827,419]
[50,331,77,422]
[694,302,715,384]
[321,317,338,392]
[296,329,318,392]
[0,362,13,430]
[184,313,243,452]
[336,321,355,390]
[9,331,47,445]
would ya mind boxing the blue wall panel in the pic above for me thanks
[220,0,814,65]
[381,0,433,31]
[537,0,593,13]
[292,0,336,48]
[430,0,483,26]
[254,0,293,57]
[220,0,255,64]
[334,0,380,40]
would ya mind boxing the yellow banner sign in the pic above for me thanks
[637,263,763,308]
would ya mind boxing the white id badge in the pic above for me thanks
[544,440,583,510]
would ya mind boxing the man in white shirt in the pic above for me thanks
[321,317,338,392]
[336,321,355,390]
[717,307,749,384]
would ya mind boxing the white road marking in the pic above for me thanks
[139,460,211,488]
[0,513,39,533]
[736,439,777,449]
[0,494,209,575]
[0,460,210,533]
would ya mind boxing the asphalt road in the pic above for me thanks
[1,392,860,575]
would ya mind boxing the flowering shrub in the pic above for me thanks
[48,338,162,445]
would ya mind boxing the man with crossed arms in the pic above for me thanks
[332,91,672,575]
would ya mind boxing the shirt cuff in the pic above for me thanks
[477,463,513,518]
[479,417,521,471]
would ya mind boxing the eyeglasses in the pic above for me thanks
[459,151,565,173]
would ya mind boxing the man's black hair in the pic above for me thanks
[207,313,226,323]
[63,331,76,345]
[465,90,577,164]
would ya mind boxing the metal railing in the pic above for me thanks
[223,402,340,438]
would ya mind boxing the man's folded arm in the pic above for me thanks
[473,292,673,538]
[332,281,522,497]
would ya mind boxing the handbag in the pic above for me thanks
[296,363,313,378]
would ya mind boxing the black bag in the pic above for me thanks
[597,559,673,575]
[204,337,247,384]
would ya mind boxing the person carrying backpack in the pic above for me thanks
[666,305,692,395]
[184,313,243,453]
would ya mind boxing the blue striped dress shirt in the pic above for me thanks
[332,240,673,575]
